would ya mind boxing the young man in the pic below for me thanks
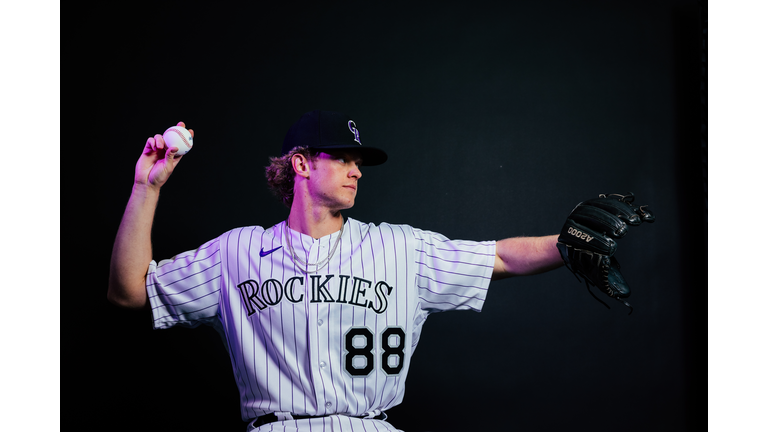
[108,110,644,431]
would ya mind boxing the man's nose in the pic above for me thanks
[350,165,362,179]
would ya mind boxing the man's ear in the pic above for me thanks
[292,153,311,179]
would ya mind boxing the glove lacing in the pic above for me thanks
[563,257,633,315]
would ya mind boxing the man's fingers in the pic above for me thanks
[153,134,166,151]
[166,146,180,160]
[146,124,190,158]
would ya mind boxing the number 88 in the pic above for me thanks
[344,327,406,376]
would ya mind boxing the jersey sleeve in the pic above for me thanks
[146,237,223,329]
[412,228,496,313]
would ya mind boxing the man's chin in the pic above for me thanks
[329,201,354,213]
[341,200,356,211]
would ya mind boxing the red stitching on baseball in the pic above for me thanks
[169,128,192,149]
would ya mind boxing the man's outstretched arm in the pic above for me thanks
[491,235,563,280]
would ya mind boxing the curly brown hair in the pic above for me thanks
[264,146,318,208]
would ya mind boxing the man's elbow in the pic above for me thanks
[107,284,149,310]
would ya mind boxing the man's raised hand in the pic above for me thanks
[135,121,194,189]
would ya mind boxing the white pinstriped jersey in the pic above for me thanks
[146,218,496,431]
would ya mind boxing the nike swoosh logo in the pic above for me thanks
[259,246,283,257]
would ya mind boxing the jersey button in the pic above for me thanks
[317,319,324,326]
[319,361,326,368]
[325,402,332,408]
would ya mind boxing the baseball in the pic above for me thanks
[162,125,194,155]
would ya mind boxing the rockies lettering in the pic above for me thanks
[237,274,394,316]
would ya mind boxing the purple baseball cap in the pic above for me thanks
[281,110,388,166]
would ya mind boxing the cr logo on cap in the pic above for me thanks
[348,121,361,144]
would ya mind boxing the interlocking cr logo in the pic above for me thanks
[348,120,361,144]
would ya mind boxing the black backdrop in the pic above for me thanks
[91,1,706,431]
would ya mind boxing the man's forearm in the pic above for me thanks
[107,184,160,309]
[492,235,562,280]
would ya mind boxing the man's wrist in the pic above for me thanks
[131,182,161,204]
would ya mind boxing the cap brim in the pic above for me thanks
[310,145,388,166]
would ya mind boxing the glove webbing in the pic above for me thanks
[562,258,634,315]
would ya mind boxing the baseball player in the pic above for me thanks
[107,110,652,431]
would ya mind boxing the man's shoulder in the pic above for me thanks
[346,219,430,249]
[346,217,416,233]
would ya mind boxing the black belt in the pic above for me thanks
[252,411,386,428]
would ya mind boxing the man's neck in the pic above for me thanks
[287,206,344,240]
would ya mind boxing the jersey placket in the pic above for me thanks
[305,238,337,415]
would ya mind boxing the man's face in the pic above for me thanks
[305,150,363,211]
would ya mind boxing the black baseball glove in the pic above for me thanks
[557,193,654,314]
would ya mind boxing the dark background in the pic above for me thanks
[90,1,706,431]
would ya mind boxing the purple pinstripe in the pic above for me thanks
[146,218,496,432]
